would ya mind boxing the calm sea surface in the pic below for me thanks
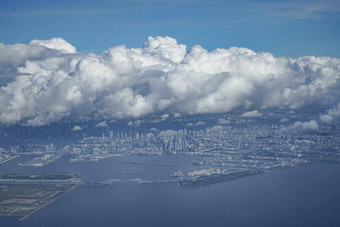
[1,155,340,227]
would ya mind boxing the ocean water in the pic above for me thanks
[1,156,340,227]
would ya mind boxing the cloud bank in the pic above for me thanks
[320,102,340,123]
[241,110,262,118]
[292,120,319,131]
[0,36,339,126]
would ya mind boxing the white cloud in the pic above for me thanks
[96,121,108,127]
[72,126,82,131]
[320,102,340,123]
[0,36,339,126]
[0,38,76,75]
[210,125,223,132]
[241,110,262,118]
[30,38,76,54]
[292,120,319,131]
[134,120,143,126]
[161,113,169,121]
[280,118,289,123]
[320,114,333,123]
[217,118,231,124]
[143,36,186,64]
[173,112,181,118]
[195,121,206,126]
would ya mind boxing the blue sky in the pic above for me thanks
[0,0,339,57]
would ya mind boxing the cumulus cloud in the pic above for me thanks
[210,125,223,132]
[292,120,319,131]
[0,38,76,75]
[30,38,76,54]
[320,102,340,123]
[280,118,290,123]
[72,126,82,131]
[173,112,181,118]
[195,121,206,126]
[0,36,340,126]
[96,121,108,127]
[161,113,169,121]
[241,110,262,118]
[217,118,231,124]
[134,120,143,126]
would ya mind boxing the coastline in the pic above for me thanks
[19,183,82,221]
